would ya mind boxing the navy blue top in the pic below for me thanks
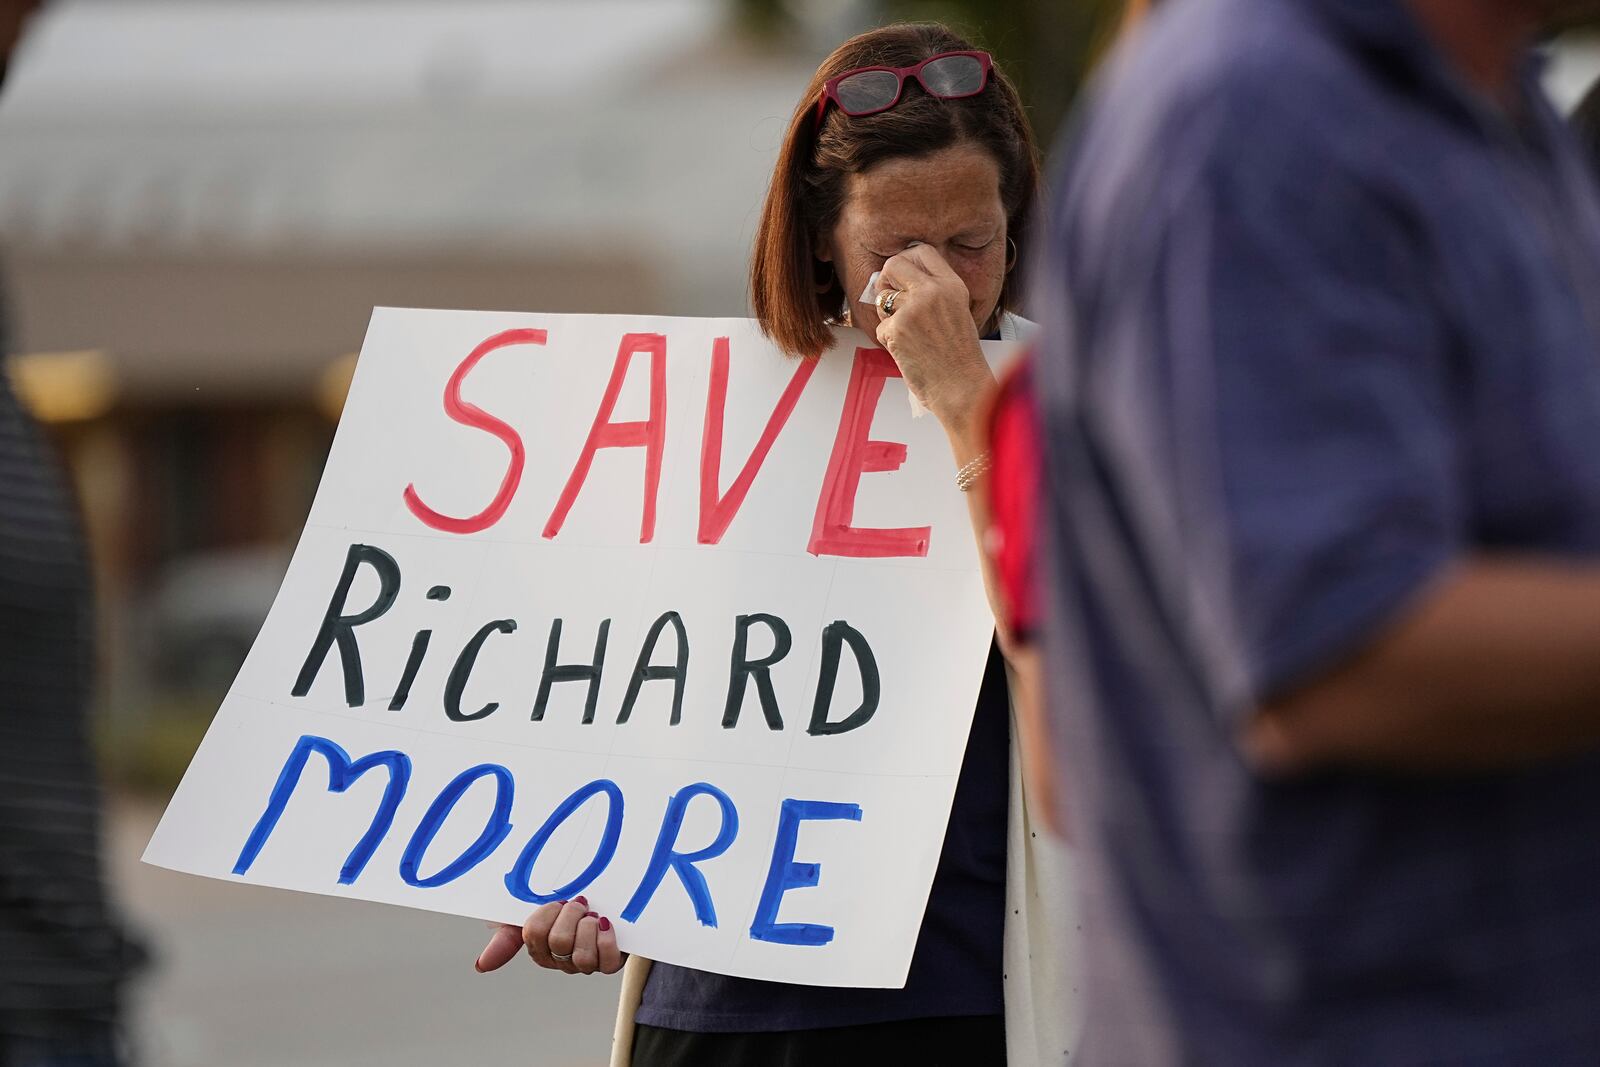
[635,640,1010,1032]
[1032,0,1600,1064]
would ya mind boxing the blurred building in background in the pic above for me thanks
[0,0,847,742]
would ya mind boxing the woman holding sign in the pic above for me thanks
[477,22,1073,1067]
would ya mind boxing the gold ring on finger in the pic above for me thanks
[875,287,899,317]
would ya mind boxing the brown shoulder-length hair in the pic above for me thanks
[750,23,1041,359]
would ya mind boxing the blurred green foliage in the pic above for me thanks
[878,0,1127,152]
[99,698,214,796]
[732,0,793,39]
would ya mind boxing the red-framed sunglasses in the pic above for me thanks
[813,50,993,129]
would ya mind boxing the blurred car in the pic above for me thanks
[141,544,292,695]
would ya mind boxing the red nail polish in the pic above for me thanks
[599,916,612,932]
[575,896,588,906]
[473,955,484,973]
[555,899,567,906]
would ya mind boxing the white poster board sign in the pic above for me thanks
[144,308,1008,988]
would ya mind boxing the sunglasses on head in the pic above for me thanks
[813,50,993,129]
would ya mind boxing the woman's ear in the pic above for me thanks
[814,231,834,263]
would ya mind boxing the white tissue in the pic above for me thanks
[859,270,927,417]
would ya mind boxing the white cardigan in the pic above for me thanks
[607,313,1080,1067]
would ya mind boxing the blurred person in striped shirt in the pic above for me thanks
[1,4,142,1065]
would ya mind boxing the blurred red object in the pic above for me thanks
[985,351,1039,640]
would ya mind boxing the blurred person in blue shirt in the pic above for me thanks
[1,4,141,1066]
[1032,0,1600,1063]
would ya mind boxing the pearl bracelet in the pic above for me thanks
[956,451,992,492]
